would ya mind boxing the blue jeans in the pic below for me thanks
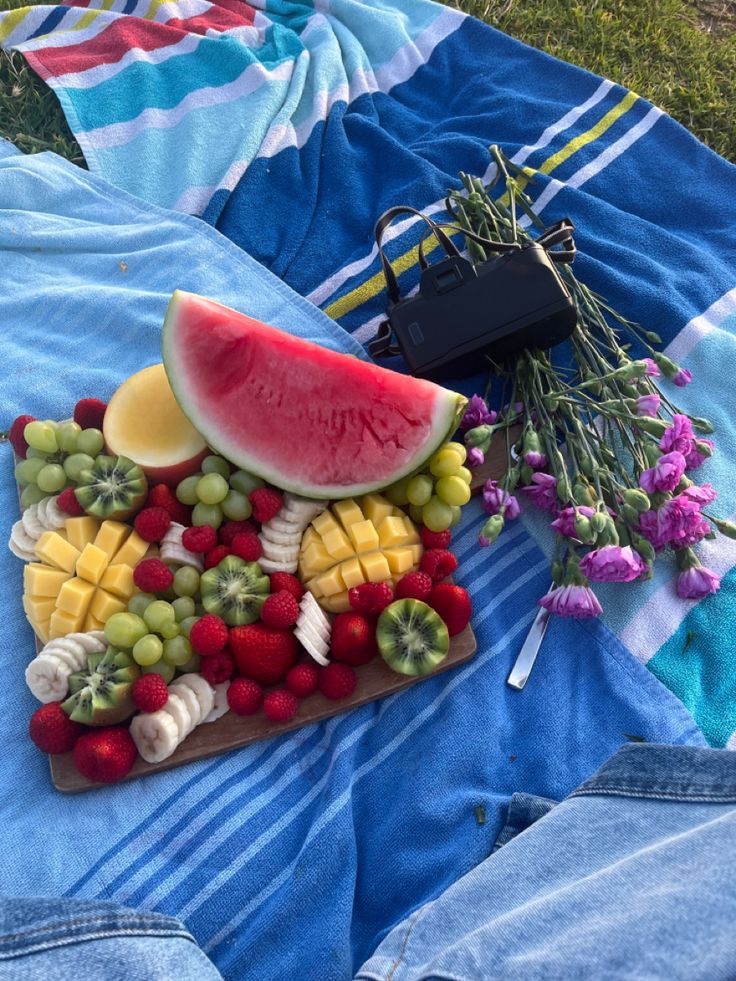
[2,744,734,980]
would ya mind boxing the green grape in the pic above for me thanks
[422,495,454,532]
[406,474,434,507]
[36,464,67,494]
[57,421,81,453]
[26,448,49,460]
[162,635,193,666]
[192,502,223,529]
[173,565,200,598]
[229,469,264,495]
[143,600,176,634]
[201,455,231,479]
[435,475,471,507]
[444,441,467,464]
[76,428,104,456]
[24,421,58,455]
[177,650,201,674]
[104,612,148,649]
[457,466,473,485]
[160,622,180,640]
[127,592,156,617]
[176,474,202,506]
[449,505,463,528]
[385,475,412,506]
[63,452,95,482]
[178,616,199,640]
[20,484,47,508]
[142,659,176,684]
[221,490,252,521]
[172,596,196,622]
[429,448,463,479]
[132,633,164,667]
[197,472,229,505]
[15,457,46,486]
[408,504,425,525]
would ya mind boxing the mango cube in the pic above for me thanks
[35,532,81,574]
[332,498,364,531]
[24,563,70,598]
[83,612,106,633]
[300,543,335,579]
[339,557,365,590]
[312,512,339,538]
[300,527,320,552]
[94,521,130,559]
[349,519,380,553]
[56,577,96,618]
[100,563,136,600]
[64,516,100,552]
[408,544,423,564]
[361,494,394,529]
[359,552,391,583]
[89,588,126,623]
[111,530,149,568]
[315,565,345,597]
[76,543,109,585]
[49,608,84,640]
[400,518,421,545]
[377,516,409,549]
[23,595,57,623]
[384,547,416,575]
[321,590,351,613]
[321,525,354,561]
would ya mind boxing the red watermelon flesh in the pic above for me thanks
[162,291,466,499]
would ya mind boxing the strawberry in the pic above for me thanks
[269,572,304,602]
[72,726,138,784]
[330,612,378,666]
[420,527,452,550]
[319,663,357,700]
[428,583,472,636]
[231,533,263,562]
[219,520,257,547]
[395,571,433,601]
[189,614,228,656]
[227,677,263,716]
[420,548,458,582]
[133,506,171,543]
[133,558,173,593]
[8,414,35,459]
[260,590,299,629]
[230,624,298,685]
[249,487,282,524]
[348,582,394,617]
[56,486,85,517]
[73,398,107,431]
[286,662,320,698]
[29,702,84,754]
[131,674,169,713]
[145,484,192,527]
[263,689,300,723]
[204,544,230,569]
[181,524,217,553]
[199,650,235,686]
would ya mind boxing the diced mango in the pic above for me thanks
[321,590,351,614]
[24,563,70,598]
[56,577,96,618]
[359,552,391,583]
[100,563,136,600]
[315,565,345,597]
[93,520,130,559]
[332,498,364,531]
[300,543,335,579]
[89,588,126,623]
[33,620,51,645]
[83,612,106,633]
[349,519,380,553]
[408,544,423,564]
[384,546,417,575]
[35,532,81,574]
[321,525,354,561]
[111,530,150,568]
[312,511,339,537]
[339,557,365,590]
[49,607,84,640]
[76,543,109,585]
[361,494,394,529]
[305,577,324,598]
[64,516,100,552]
[23,594,57,623]
[376,516,408,549]
[300,527,320,552]
[400,518,421,545]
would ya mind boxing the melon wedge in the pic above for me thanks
[162,291,466,499]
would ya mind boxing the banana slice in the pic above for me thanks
[169,684,201,732]
[203,682,230,723]
[260,526,303,546]
[176,673,215,721]
[163,692,193,739]
[25,654,72,702]
[130,710,180,763]
[300,592,332,643]
[76,630,107,653]
[258,555,298,574]
[8,521,37,561]
[21,508,44,539]
[159,543,204,572]
[282,494,327,520]
[40,496,66,529]
[294,624,330,666]
[162,522,188,544]
[39,646,84,673]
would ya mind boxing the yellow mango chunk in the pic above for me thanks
[23,595,57,623]
[359,552,391,583]
[315,565,345,597]
[83,612,106,633]
[24,563,70,598]
[49,608,84,640]
[305,577,324,598]
[321,525,354,561]
[35,532,81,574]
[349,519,380,553]
[100,563,136,600]
[400,518,421,545]
[384,547,416,575]
[89,588,126,623]
[408,544,423,564]
[377,516,408,549]
[300,543,335,579]
[312,511,339,538]
[320,590,351,614]
[64,516,100,552]
[332,498,364,531]
[339,557,365,590]
[56,577,96,618]
[33,620,51,645]
[76,543,110,585]
[300,527,320,552]
[112,530,150,568]
[361,494,394,529]
[94,520,131,560]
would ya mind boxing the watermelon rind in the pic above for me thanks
[162,291,467,500]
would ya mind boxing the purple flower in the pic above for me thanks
[524,450,548,469]
[550,506,596,539]
[579,545,647,583]
[660,414,694,456]
[460,395,496,432]
[482,480,520,520]
[638,494,709,551]
[467,447,485,468]
[676,565,720,599]
[681,483,717,506]
[643,358,661,377]
[635,393,661,417]
[673,368,693,387]
[639,451,687,494]
[521,472,559,514]
[685,439,714,471]
[539,583,603,619]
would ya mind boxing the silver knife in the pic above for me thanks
[506,598,551,690]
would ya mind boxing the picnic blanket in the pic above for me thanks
[0,140,706,980]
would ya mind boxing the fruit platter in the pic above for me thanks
[8,292,482,792]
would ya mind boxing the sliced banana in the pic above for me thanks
[75,630,107,653]
[282,493,327,520]
[8,521,37,561]
[258,555,298,574]
[159,523,204,571]
[176,673,215,720]
[300,592,332,643]
[169,683,201,732]
[260,526,303,546]
[203,682,230,723]
[39,646,83,673]
[8,496,67,562]
[21,507,44,539]
[164,692,193,739]
[130,710,180,763]
[26,631,107,702]
[294,626,330,666]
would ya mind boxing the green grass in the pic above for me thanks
[0,0,735,163]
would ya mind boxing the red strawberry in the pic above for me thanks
[29,702,84,754]
[261,590,299,629]
[319,663,357,700]
[230,624,298,685]
[72,726,138,784]
[181,524,217,554]
[8,414,35,459]
[189,614,228,656]
[131,674,169,713]
[249,487,282,524]
[204,545,230,569]
[219,520,257,547]
[286,662,320,698]
[420,527,452,550]
[73,397,107,431]
[199,650,235,686]
[227,677,263,716]
[269,572,304,602]
[428,583,472,636]
[348,581,394,617]
[133,506,171,543]
[56,486,85,517]
[420,548,458,582]
[330,612,378,666]
[145,484,192,527]
[133,558,173,593]
[263,689,300,723]
[395,571,433,602]
[231,533,263,562]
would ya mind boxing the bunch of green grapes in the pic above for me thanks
[385,441,473,532]
[175,455,265,529]
[15,420,105,508]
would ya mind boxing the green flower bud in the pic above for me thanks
[590,512,608,534]
[654,353,678,379]
[479,514,504,546]
[623,489,651,513]
[615,521,631,547]
[616,360,648,382]
[519,463,534,486]
[543,396,560,413]
[632,534,655,564]
[573,514,594,543]
[551,560,565,585]
[556,476,573,505]
[465,425,493,451]
[636,417,668,438]
[578,454,594,478]
[714,518,736,540]
[644,330,662,344]
[694,439,714,458]
[691,416,715,435]
[644,443,662,466]
[620,504,640,524]
[573,482,595,506]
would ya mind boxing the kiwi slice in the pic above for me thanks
[376,599,449,677]
[74,455,148,520]
[62,646,140,725]
[200,555,270,626]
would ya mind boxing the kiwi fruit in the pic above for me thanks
[376,599,449,676]
[62,646,140,725]
[199,555,270,626]
[74,455,148,520]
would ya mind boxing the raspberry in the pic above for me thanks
[330,612,378,666]
[131,674,169,713]
[181,524,217,553]
[319,663,357,701]
[396,571,433,601]
[249,487,282,524]
[227,677,264,716]
[146,484,193,526]
[204,545,230,569]
[348,582,394,617]
[133,506,171,543]
[286,662,320,698]
[73,397,107,431]
[420,527,452,550]
[199,649,235,686]
[219,520,257,547]
[229,624,298,685]
[269,572,304,602]
[261,590,299,629]
[72,726,138,784]
[29,702,84,754]
[420,548,458,582]
[189,614,228,656]
[428,583,472,637]
[263,688,300,723]
[56,486,85,517]
[9,414,35,458]
[133,558,174,593]
[231,533,263,562]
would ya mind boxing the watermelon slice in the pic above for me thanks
[162,292,466,499]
